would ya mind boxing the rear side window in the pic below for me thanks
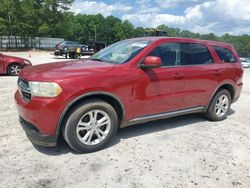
[148,43,179,66]
[180,43,213,65]
[212,46,236,63]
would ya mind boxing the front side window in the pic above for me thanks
[212,46,236,63]
[148,43,180,66]
[90,39,151,64]
[180,43,213,65]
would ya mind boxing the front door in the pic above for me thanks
[132,42,185,118]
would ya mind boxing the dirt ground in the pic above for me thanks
[0,51,250,188]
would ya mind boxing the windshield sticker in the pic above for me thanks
[131,43,148,48]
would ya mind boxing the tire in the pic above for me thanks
[206,89,231,121]
[62,99,118,153]
[63,47,68,52]
[7,63,21,76]
[81,46,86,52]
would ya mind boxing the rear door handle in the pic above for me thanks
[172,73,184,80]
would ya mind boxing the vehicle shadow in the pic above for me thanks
[0,74,12,76]
[34,109,235,155]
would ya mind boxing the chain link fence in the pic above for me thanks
[0,36,64,50]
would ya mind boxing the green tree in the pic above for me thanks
[133,27,144,37]
[0,2,250,57]
[0,0,73,37]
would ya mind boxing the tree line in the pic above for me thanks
[0,0,249,57]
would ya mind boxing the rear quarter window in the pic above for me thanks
[212,46,236,63]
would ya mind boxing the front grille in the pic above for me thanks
[18,77,31,100]
[21,91,31,100]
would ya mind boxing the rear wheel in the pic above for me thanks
[81,46,86,51]
[63,47,68,52]
[8,63,21,76]
[206,89,231,121]
[63,100,118,153]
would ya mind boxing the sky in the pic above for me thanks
[71,0,250,35]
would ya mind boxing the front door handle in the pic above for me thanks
[172,73,184,80]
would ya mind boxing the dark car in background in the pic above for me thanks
[240,58,250,68]
[0,53,32,76]
[55,41,88,52]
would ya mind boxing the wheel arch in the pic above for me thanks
[7,62,21,68]
[218,84,235,100]
[207,82,235,110]
[56,92,125,136]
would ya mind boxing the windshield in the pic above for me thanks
[90,39,151,64]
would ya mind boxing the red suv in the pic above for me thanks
[15,37,243,152]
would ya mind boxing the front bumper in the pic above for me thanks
[21,63,32,69]
[19,116,57,147]
[15,89,66,147]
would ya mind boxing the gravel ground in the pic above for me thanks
[0,51,250,188]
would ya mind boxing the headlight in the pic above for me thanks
[29,82,62,97]
[24,60,31,65]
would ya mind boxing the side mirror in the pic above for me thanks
[139,56,162,69]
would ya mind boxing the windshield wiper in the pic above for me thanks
[90,58,103,62]
[90,58,117,64]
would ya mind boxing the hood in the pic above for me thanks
[19,59,115,81]
[4,54,28,61]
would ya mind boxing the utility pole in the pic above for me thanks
[8,11,13,36]
[8,11,13,48]
[94,25,97,43]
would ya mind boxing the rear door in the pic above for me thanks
[72,41,78,49]
[179,42,221,108]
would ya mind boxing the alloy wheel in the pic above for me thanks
[76,110,111,145]
[10,65,21,75]
[215,94,229,117]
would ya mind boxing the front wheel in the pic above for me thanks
[8,64,21,76]
[206,89,231,121]
[63,100,118,153]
